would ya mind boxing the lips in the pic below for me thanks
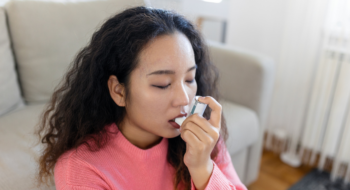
[169,113,187,122]
[169,120,181,129]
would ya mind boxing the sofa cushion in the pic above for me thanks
[220,99,259,155]
[5,0,144,103]
[0,103,56,189]
[0,7,24,116]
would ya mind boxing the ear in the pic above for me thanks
[108,75,126,107]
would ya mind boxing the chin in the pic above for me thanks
[161,130,180,139]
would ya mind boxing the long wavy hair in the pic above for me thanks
[37,6,228,190]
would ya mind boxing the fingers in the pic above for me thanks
[197,96,222,129]
[181,114,220,141]
[180,113,219,137]
[181,121,213,145]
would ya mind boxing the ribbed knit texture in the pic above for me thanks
[54,123,247,190]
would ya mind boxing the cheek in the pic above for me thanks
[193,81,198,93]
[190,81,198,98]
[128,84,168,122]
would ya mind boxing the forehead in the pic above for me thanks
[136,32,195,76]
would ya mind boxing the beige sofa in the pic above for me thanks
[0,0,274,189]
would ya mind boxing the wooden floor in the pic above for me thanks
[247,150,314,190]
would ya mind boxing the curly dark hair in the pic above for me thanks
[36,6,228,190]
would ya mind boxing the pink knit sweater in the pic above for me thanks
[54,123,247,190]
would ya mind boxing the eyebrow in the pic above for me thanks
[146,65,197,77]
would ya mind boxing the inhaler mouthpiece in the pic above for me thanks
[175,96,207,128]
[175,117,186,126]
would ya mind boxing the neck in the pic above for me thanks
[119,115,163,150]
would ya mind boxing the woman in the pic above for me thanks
[37,6,247,190]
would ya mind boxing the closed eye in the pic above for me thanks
[152,79,195,90]
[153,84,170,89]
[186,79,195,83]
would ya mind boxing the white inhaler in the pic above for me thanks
[175,96,207,130]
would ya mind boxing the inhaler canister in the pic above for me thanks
[175,96,207,127]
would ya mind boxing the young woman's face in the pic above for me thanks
[124,31,197,141]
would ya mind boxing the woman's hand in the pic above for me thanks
[179,96,222,189]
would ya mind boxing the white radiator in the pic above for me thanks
[265,0,350,183]
[301,28,350,182]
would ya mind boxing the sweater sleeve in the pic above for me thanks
[54,151,111,190]
[190,141,248,190]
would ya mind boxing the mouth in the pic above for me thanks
[168,113,187,129]
[169,113,187,122]
[168,120,181,129]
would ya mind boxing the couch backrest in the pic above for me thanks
[5,0,144,103]
[0,7,24,116]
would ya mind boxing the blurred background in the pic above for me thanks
[0,0,350,189]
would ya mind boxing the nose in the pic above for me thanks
[172,82,190,108]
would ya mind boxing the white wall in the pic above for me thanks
[148,0,229,42]
[226,0,330,142]
[226,0,288,60]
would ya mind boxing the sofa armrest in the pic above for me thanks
[207,40,275,129]
[207,40,275,185]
